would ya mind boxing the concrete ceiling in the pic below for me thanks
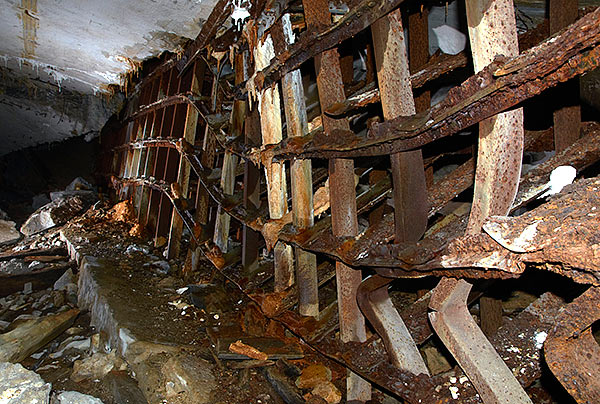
[0,0,218,155]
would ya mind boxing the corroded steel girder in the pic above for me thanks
[545,286,600,403]
[262,8,600,160]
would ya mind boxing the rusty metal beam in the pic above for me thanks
[303,0,370,400]
[263,8,600,160]
[428,278,533,403]
[176,0,231,73]
[545,285,600,403]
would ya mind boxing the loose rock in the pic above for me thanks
[54,390,104,404]
[71,352,126,382]
[0,362,51,404]
[295,364,332,389]
[0,220,21,246]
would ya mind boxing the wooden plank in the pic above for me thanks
[280,14,318,318]
[253,29,294,293]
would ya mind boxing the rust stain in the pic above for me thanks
[20,0,39,59]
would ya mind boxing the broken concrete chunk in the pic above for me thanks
[21,196,93,236]
[295,364,332,389]
[0,309,79,363]
[54,390,104,404]
[71,352,126,383]
[0,362,51,404]
[53,269,75,291]
[0,220,21,246]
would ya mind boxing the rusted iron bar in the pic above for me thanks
[550,0,581,153]
[367,8,429,376]
[356,275,428,375]
[545,285,600,403]
[126,92,202,121]
[255,0,408,91]
[213,52,245,253]
[407,5,430,112]
[277,288,564,403]
[465,0,523,339]
[371,9,428,244]
[428,278,533,404]
[168,62,204,259]
[303,0,370,400]
[176,0,231,73]
[279,14,319,317]
[264,8,600,160]
[465,0,524,234]
[512,122,600,210]
[242,107,262,270]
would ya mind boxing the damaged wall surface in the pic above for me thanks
[0,0,218,154]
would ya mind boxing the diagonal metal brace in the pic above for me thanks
[357,275,429,376]
[428,277,533,404]
[545,285,600,403]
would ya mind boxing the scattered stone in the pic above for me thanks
[295,364,332,389]
[21,196,91,236]
[0,362,51,404]
[0,258,29,275]
[50,336,91,359]
[103,370,148,404]
[52,290,66,308]
[23,282,33,295]
[71,352,126,383]
[64,283,78,305]
[0,220,21,246]
[157,277,178,290]
[125,244,150,256]
[187,283,231,313]
[154,236,167,248]
[53,269,75,291]
[311,381,341,404]
[422,345,452,375]
[32,194,52,210]
[54,390,104,404]
[65,326,83,336]
[128,223,144,238]
[0,320,9,332]
[143,260,170,275]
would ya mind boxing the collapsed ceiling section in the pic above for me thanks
[0,0,218,155]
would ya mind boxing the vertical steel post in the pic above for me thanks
[303,0,370,400]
